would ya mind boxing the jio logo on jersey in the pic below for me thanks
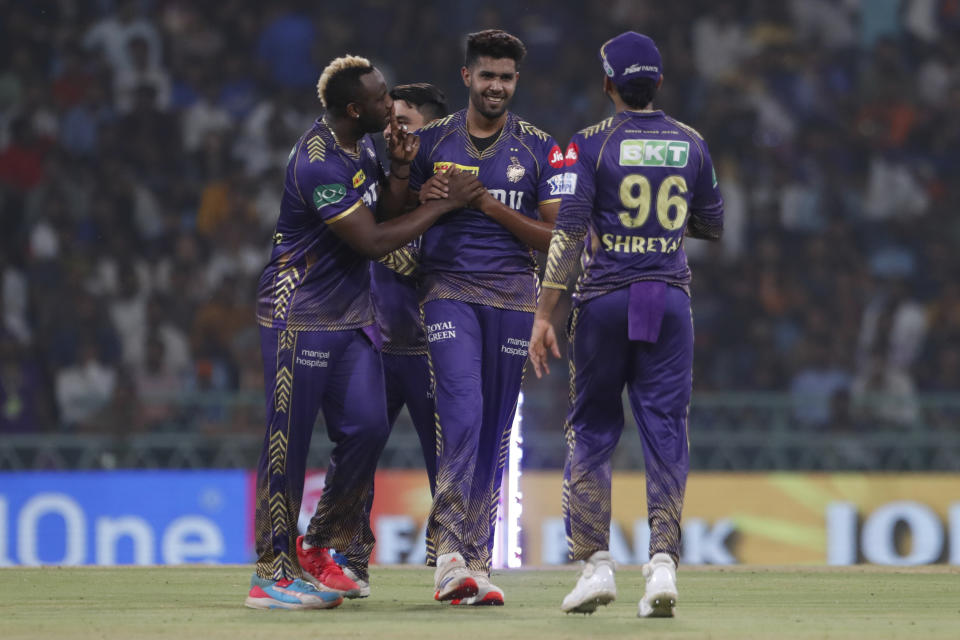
[564,142,579,166]
[548,145,564,169]
[619,139,689,167]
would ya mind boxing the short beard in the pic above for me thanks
[471,90,509,120]
[358,112,388,135]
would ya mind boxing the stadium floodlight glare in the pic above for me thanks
[490,391,524,569]
[506,391,524,568]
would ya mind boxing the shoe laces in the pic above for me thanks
[304,547,345,577]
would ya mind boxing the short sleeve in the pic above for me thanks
[556,134,597,218]
[687,140,724,239]
[542,134,596,290]
[536,136,568,206]
[690,141,723,214]
[295,151,364,224]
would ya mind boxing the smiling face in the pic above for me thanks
[462,56,518,120]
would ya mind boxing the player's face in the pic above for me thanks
[382,99,428,139]
[354,69,393,134]
[462,56,517,120]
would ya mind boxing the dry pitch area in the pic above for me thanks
[1,565,958,639]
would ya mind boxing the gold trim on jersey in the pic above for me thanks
[419,113,455,131]
[377,245,418,276]
[306,135,327,162]
[273,265,301,320]
[324,199,362,224]
[579,116,614,139]
[517,119,549,141]
[538,198,561,206]
[595,117,633,171]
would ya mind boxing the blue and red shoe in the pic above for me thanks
[244,574,343,610]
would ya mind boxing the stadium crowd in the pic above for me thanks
[1,0,958,435]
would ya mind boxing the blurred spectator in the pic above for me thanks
[55,340,117,428]
[0,334,49,433]
[0,0,956,437]
[83,0,163,73]
[114,35,172,114]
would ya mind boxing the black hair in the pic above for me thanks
[464,29,526,68]
[390,83,448,122]
[323,64,376,116]
[618,77,658,109]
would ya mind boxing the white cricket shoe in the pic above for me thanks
[341,566,371,598]
[450,572,504,606]
[433,552,479,601]
[560,550,617,614]
[638,552,678,618]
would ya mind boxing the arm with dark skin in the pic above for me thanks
[332,170,484,258]
[418,172,559,252]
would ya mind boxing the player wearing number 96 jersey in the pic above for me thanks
[529,32,723,617]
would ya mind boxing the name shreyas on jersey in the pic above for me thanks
[601,234,683,254]
[547,172,578,196]
[619,140,689,167]
[433,161,480,175]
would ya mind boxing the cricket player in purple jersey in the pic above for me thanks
[373,84,450,495]
[408,30,566,606]
[332,84,450,597]
[246,55,484,611]
[528,32,724,617]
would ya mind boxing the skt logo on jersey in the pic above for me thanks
[548,145,564,169]
[565,142,579,166]
[547,172,578,196]
[352,169,366,188]
[433,162,480,176]
[619,140,689,167]
[313,183,346,210]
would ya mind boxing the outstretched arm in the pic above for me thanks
[331,171,485,258]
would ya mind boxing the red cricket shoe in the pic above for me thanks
[296,536,361,597]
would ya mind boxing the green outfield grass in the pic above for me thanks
[1,565,958,639]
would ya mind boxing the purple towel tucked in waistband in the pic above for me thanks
[628,281,667,343]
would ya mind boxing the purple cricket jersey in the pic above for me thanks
[409,109,566,312]
[542,110,724,300]
[256,118,384,331]
[370,253,426,355]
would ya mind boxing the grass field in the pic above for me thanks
[1,565,959,639]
